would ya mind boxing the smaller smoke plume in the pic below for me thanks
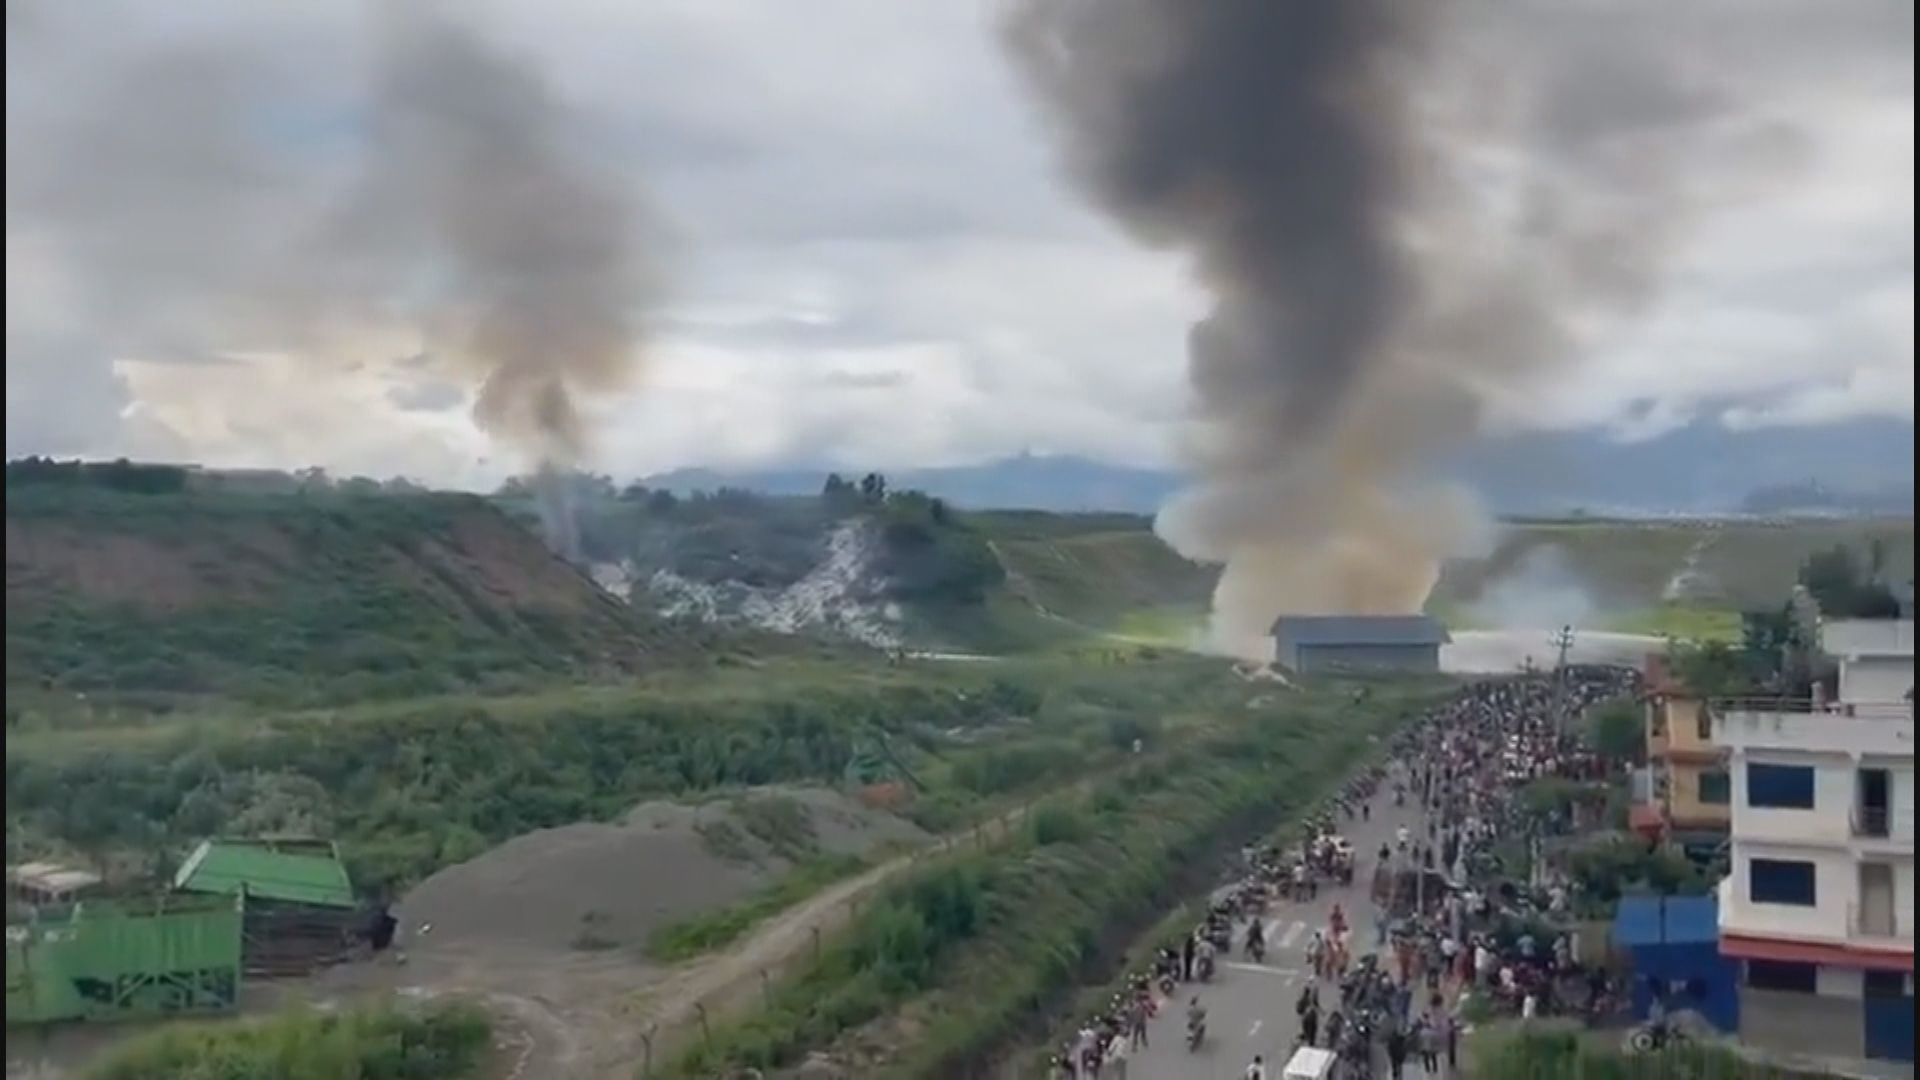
[337,10,650,554]
[1468,544,1598,631]
[342,9,648,470]
[6,6,652,554]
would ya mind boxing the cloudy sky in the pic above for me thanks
[5,1,1913,489]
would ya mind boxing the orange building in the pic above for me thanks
[1634,654,1731,847]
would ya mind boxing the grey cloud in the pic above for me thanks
[387,380,467,413]
[3,0,1909,491]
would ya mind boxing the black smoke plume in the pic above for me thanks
[1005,0,1851,654]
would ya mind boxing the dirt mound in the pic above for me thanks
[395,787,924,961]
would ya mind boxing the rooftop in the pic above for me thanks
[172,838,356,909]
[1269,614,1451,647]
[1613,895,1721,949]
[6,861,103,896]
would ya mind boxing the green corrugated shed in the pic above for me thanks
[6,894,242,1024]
[172,838,356,909]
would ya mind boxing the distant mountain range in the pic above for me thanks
[644,418,1915,517]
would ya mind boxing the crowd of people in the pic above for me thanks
[1048,666,1641,1080]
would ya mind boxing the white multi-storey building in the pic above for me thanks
[1713,618,1915,1065]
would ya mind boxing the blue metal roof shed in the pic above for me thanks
[1612,895,1740,1034]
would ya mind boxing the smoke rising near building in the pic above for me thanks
[1003,0,1855,656]
[1006,0,1873,653]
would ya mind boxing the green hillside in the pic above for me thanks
[5,479,707,711]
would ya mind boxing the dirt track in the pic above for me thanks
[460,795,1036,1068]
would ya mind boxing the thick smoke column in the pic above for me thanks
[349,9,644,470]
[1004,0,1817,656]
[339,9,646,553]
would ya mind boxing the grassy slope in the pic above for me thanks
[5,485,708,710]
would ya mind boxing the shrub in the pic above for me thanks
[84,1001,491,1080]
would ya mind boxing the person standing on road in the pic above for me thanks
[1301,997,1320,1048]
[1417,1012,1442,1075]
[1182,931,1196,982]
[1386,1026,1410,1080]
[1127,995,1149,1050]
[1244,1054,1267,1080]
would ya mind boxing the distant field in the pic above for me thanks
[1430,517,1913,620]
[984,514,1911,648]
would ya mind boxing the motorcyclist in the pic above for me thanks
[1195,935,1217,981]
[1246,917,1266,961]
[1186,995,1208,1049]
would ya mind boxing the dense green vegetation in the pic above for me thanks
[83,1000,491,1080]
[659,677,1442,1078]
[1586,697,1645,764]
[1666,538,1909,699]
[5,654,1266,897]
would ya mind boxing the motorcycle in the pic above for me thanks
[1247,931,1267,965]
[1197,952,1216,982]
[1628,1018,1689,1054]
[1186,1014,1206,1052]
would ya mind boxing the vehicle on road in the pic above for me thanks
[1282,1045,1337,1080]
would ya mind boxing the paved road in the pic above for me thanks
[1126,776,1450,1080]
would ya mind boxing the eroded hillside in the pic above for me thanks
[6,482,694,705]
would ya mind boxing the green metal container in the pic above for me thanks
[6,893,243,1024]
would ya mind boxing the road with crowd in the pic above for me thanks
[1126,780,1445,1079]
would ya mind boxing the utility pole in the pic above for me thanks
[1550,624,1575,737]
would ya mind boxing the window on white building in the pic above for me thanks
[1749,858,1817,906]
[1747,763,1815,809]
[1747,959,1818,993]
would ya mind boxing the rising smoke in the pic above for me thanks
[331,8,648,555]
[1003,0,1868,656]
[341,8,646,475]
[7,5,649,555]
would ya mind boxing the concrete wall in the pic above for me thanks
[1842,655,1914,705]
[1722,839,1855,942]
[1729,750,1856,846]
[1669,761,1731,829]
[1741,985,1865,1060]
[1292,643,1440,674]
[1666,697,1714,753]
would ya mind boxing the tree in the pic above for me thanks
[646,489,679,515]
[1585,698,1643,764]
[1799,544,1901,618]
[859,472,888,503]
[822,473,854,501]
[1669,640,1756,698]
